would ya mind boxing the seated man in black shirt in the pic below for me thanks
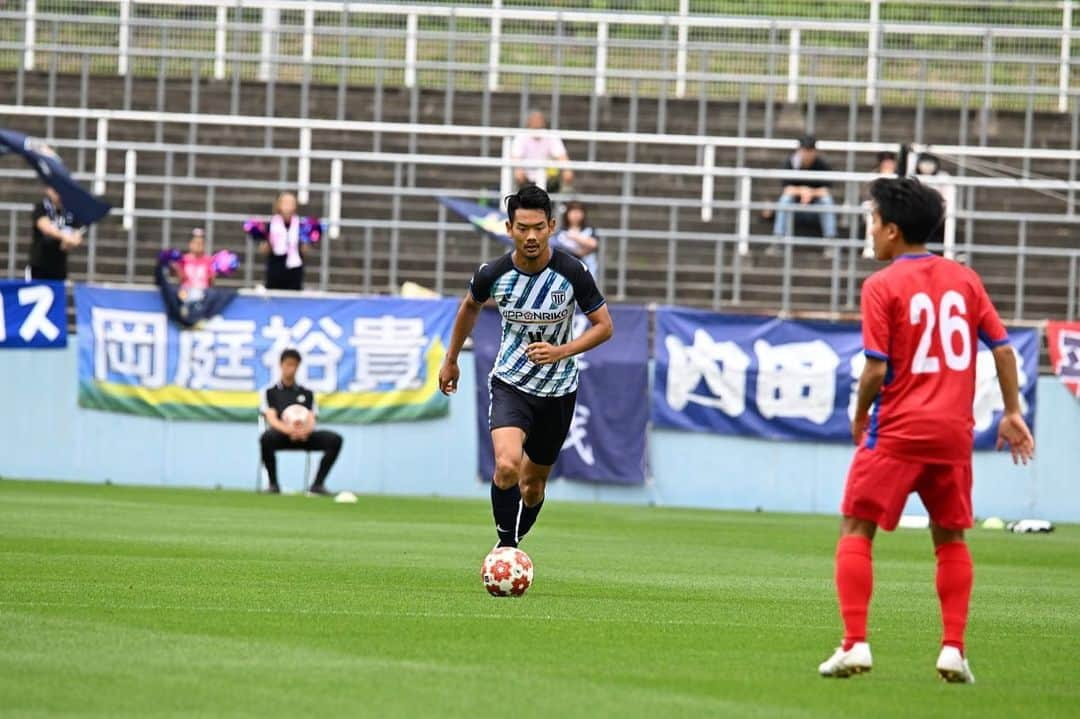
[770,135,838,254]
[30,187,84,280]
[260,349,344,495]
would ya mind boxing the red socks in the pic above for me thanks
[935,541,973,654]
[835,535,873,651]
[834,536,972,654]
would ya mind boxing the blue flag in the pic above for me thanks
[439,196,513,247]
[0,128,112,225]
[438,196,579,255]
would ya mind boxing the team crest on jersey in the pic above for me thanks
[551,291,566,305]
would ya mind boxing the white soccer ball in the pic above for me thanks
[281,403,311,427]
[481,547,533,597]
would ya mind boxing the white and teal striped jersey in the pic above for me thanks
[469,249,606,398]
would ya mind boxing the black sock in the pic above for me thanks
[491,482,521,547]
[517,499,544,540]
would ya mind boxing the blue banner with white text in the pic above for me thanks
[652,307,1037,449]
[0,280,67,348]
[474,304,649,485]
[75,284,457,423]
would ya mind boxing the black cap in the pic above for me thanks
[798,134,817,149]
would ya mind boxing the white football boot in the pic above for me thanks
[936,646,975,684]
[818,642,873,678]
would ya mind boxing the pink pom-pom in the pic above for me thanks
[243,218,267,240]
[211,250,239,276]
[299,216,326,245]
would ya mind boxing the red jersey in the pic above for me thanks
[177,254,214,292]
[860,252,1009,463]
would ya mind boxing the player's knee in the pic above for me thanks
[259,431,274,447]
[493,457,519,489]
[329,433,343,450]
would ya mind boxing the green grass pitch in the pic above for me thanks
[1,479,1078,718]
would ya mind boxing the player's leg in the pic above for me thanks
[304,430,344,493]
[515,390,577,542]
[835,516,877,649]
[920,463,976,683]
[821,447,917,677]
[488,379,535,548]
[491,426,527,547]
[259,429,289,492]
[516,456,552,541]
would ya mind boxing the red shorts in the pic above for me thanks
[841,446,973,531]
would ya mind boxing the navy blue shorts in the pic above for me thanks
[488,377,577,466]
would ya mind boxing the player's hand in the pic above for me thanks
[439,360,460,396]
[996,411,1035,465]
[526,342,564,366]
[851,413,869,446]
[288,428,306,442]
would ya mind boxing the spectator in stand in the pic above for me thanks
[511,110,574,193]
[553,200,600,277]
[173,228,214,303]
[29,186,83,280]
[259,192,306,291]
[875,151,899,176]
[155,228,237,326]
[770,135,838,256]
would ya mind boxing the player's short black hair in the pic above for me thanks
[868,176,945,246]
[505,185,553,222]
[280,348,302,365]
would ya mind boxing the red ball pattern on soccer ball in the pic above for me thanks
[481,547,534,597]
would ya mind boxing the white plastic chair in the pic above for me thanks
[255,413,312,493]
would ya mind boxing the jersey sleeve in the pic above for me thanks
[974,278,1009,348]
[309,392,319,417]
[569,259,606,314]
[260,386,272,414]
[509,134,526,160]
[468,262,496,304]
[550,136,568,159]
[860,276,891,361]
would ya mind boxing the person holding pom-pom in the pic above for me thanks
[155,227,237,326]
[259,192,306,291]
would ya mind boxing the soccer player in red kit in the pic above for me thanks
[818,177,1035,683]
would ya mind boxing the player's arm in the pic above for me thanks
[527,304,612,365]
[976,278,1035,464]
[260,388,293,435]
[851,358,888,444]
[35,215,83,250]
[295,398,317,440]
[991,344,1035,464]
[263,407,292,435]
[441,263,498,395]
[527,260,612,365]
[852,277,891,444]
[439,295,483,396]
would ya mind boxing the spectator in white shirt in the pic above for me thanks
[511,110,574,193]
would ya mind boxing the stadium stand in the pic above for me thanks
[1,1,1078,323]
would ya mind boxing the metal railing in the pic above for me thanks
[2,105,1078,320]
[3,0,1080,116]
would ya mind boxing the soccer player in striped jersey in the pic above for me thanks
[438,185,613,548]
[818,177,1035,683]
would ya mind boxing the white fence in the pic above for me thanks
[4,0,1080,112]
[2,104,1079,318]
